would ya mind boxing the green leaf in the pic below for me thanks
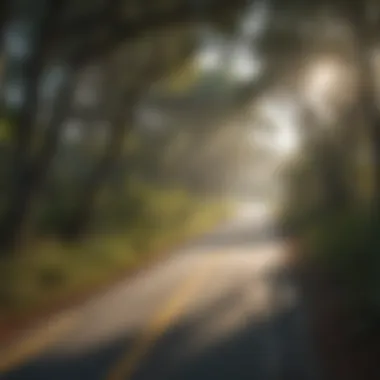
[0,118,11,143]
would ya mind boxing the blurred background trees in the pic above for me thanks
[0,0,249,251]
[0,0,271,312]
[1,0,380,334]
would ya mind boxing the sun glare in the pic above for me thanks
[302,56,356,112]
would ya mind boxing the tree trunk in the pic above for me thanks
[299,104,351,213]
[63,96,134,241]
[0,71,75,252]
[0,0,53,252]
[319,138,350,212]
[349,1,380,219]
[358,61,380,218]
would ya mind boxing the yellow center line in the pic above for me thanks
[106,258,217,380]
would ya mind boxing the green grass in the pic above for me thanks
[0,186,231,317]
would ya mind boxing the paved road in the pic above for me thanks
[1,210,320,380]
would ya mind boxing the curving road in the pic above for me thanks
[1,207,321,380]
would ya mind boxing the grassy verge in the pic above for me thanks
[0,186,232,320]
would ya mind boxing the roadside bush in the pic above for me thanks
[301,208,380,323]
[0,183,231,315]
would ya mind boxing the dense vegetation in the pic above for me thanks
[0,0,246,315]
[2,0,380,344]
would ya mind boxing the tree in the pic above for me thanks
[0,0,69,251]
[0,0,251,251]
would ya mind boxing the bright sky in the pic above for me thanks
[229,45,263,82]
[239,0,270,38]
[195,0,270,81]
[196,43,262,82]
[257,95,301,156]
[196,45,222,71]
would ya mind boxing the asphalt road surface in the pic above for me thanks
[1,207,321,380]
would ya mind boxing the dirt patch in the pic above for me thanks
[0,219,229,347]
[0,236,193,346]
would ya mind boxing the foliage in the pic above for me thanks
[0,183,231,315]
[157,59,200,94]
[0,0,250,253]
[281,142,380,327]
[0,118,11,144]
[301,208,380,316]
